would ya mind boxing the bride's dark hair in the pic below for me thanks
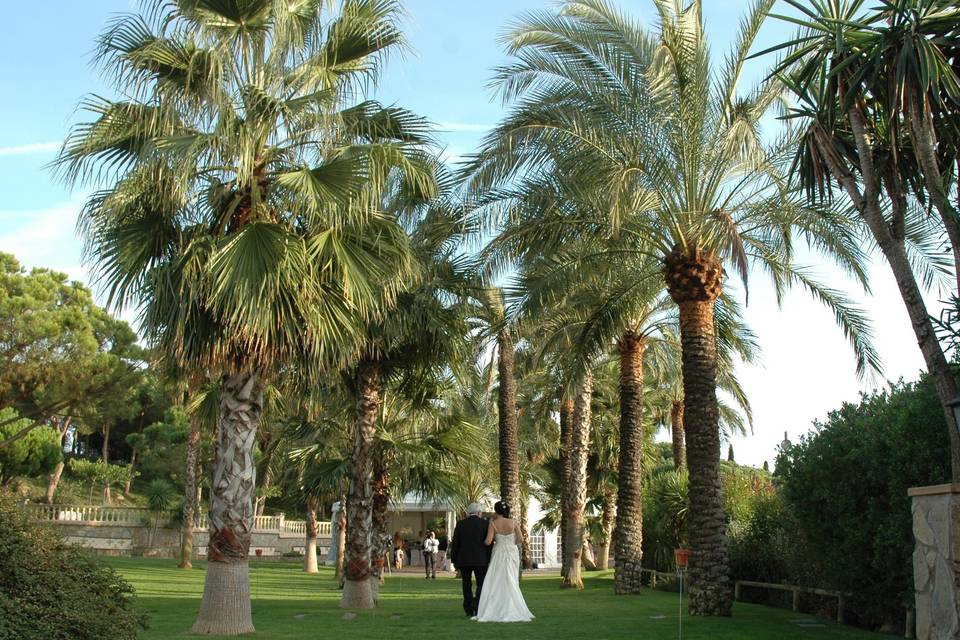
[494,500,511,518]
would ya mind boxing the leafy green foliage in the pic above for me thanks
[0,254,142,449]
[133,406,191,489]
[0,409,62,484]
[641,461,776,573]
[776,374,952,624]
[68,458,135,502]
[0,493,147,639]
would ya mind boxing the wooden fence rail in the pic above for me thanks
[636,569,850,626]
[734,580,850,623]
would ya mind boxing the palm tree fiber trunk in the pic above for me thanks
[335,497,347,585]
[192,370,263,635]
[678,298,731,616]
[341,358,380,609]
[671,401,686,470]
[615,332,645,594]
[180,414,202,569]
[370,452,392,600]
[305,498,319,573]
[597,492,615,571]
[562,372,593,590]
[497,329,521,517]
[519,498,532,569]
[558,396,574,579]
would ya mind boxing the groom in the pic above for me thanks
[449,502,491,617]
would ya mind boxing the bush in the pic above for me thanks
[0,493,147,639]
[776,374,951,628]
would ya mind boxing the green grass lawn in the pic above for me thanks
[104,558,882,639]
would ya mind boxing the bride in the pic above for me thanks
[475,500,534,622]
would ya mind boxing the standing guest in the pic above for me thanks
[394,545,405,570]
[423,530,440,579]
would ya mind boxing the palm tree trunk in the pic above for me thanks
[558,395,574,579]
[597,491,615,571]
[305,498,319,573]
[191,370,263,635]
[335,496,347,584]
[497,329,521,518]
[671,401,686,470]
[519,496,532,569]
[561,372,593,590]
[180,414,202,569]
[615,332,644,594]
[340,357,380,609]
[665,248,731,617]
[45,417,71,504]
[371,451,392,597]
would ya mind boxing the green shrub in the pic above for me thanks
[0,493,147,639]
[776,374,951,627]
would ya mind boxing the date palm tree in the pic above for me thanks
[467,0,876,615]
[508,210,757,594]
[56,0,434,633]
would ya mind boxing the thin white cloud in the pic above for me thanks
[0,142,60,157]
[437,122,491,132]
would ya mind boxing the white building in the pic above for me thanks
[326,493,561,569]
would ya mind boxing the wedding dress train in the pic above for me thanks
[475,532,534,622]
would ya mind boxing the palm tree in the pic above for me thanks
[466,287,523,519]
[338,169,473,608]
[761,0,960,480]
[511,215,757,593]
[56,1,434,633]
[467,0,876,615]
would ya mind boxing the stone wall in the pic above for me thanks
[910,483,960,640]
[50,520,331,560]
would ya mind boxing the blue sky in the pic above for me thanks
[0,1,941,467]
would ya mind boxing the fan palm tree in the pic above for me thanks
[467,0,876,615]
[56,1,435,633]
[760,0,960,480]
[337,168,474,608]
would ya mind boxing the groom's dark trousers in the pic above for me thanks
[449,514,491,615]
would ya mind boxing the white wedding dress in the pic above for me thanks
[475,531,534,622]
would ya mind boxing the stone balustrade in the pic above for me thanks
[20,504,331,558]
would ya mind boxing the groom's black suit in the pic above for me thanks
[449,514,491,616]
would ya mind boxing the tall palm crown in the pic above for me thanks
[55,1,435,634]
[57,0,435,375]
[467,0,875,616]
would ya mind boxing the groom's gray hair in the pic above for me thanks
[467,502,482,515]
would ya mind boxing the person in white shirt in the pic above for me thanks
[422,530,440,579]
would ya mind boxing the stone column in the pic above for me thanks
[910,484,960,640]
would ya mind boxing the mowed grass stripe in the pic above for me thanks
[103,558,881,639]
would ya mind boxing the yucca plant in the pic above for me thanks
[56,0,435,633]
[759,0,960,480]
